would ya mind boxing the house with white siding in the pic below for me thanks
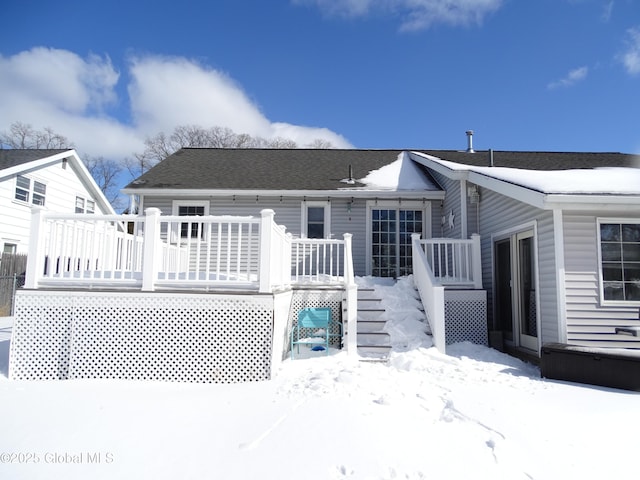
[408,147,640,358]
[122,145,640,358]
[0,149,115,255]
[9,143,640,384]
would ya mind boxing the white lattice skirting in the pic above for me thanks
[444,290,488,346]
[10,290,275,383]
[287,290,343,350]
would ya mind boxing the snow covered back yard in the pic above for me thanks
[1,277,639,479]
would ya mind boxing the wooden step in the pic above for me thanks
[357,318,387,332]
[357,331,390,345]
[357,344,392,359]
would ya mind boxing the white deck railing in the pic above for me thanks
[417,234,482,289]
[411,233,483,354]
[25,208,354,293]
[412,233,446,353]
[291,234,354,285]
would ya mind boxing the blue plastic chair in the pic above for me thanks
[290,307,332,359]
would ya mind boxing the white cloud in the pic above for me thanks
[292,0,503,29]
[601,0,614,22]
[619,26,640,75]
[547,66,589,89]
[0,48,352,160]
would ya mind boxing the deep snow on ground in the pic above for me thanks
[1,277,639,480]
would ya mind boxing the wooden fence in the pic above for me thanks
[0,253,27,316]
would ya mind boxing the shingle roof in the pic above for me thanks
[0,149,72,170]
[124,148,639,191]
[125,148,441,191]
[423,150,639,170]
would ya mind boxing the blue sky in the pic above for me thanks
[1,0,639,160]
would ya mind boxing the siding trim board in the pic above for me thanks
[553,209,568,343]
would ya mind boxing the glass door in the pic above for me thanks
[371,207,423,277]
[493,229,538,351]
[516,230,537,351]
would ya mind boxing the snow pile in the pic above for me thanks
[1,278,639,479]
[413,151,640,194]
[355,151,436,190]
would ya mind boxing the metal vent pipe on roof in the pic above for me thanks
[466,130,475,153]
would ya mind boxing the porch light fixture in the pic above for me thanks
[468,185,480,204]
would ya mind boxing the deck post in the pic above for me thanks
[258,209,275,293]
[24,207,45,289]
[471,233,482,289]
[141,208,161,292]
[342,233,357,356]
[342,233,355,286]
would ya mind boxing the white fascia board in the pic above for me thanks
[466,170,547,208]
[408,151,470,180]
[0,150,115,214]
[0,150,74,181]
[542,194,640,211]
[65,150,117,215]
[121,188,446,200]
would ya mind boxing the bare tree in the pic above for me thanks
[0,121,72,149]
[306,138,335,149]
[132,124,338,175]
[1,122,124,208]
[83,155,124,208]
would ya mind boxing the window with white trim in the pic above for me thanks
[302,202,330,239]
[172,201,209,239]
[3,243,16,255]
[75,196,96,214]
[15,175,46,206]
[599,220,640,303]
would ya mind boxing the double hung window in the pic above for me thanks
[599,220,640,303]
[15,175,46,206]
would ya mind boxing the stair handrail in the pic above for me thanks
[411,233,446,353]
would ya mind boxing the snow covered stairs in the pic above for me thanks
[357,288,392,360]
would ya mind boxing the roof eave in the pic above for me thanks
[408,151,470,180]
[121,187,446,200]
[543,194,640,211]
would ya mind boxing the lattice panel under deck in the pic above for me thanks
[10,294,74,380]
[10,291,273,383]
[444,290,488,346]
[288,291,343,350]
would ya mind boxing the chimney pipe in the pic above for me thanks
[489,148,494,167]
[466,130,475,153]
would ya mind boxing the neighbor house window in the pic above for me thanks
[172,201,209,239]
[303,203,330,239]
[599,221,640,303]
[15,175,46,205]
[75,196,96,213]
[3,243,17,255]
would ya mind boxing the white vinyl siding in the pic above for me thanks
[0,158,109,254]
[563,212,640,348]
[477,188,559,346]
[429,171,463,238]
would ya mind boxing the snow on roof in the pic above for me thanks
[353,152,436,191]
[416,152,640,195]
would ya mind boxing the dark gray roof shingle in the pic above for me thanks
[423,150,639,170]
[124,148,639,191]
[0,149,71,170]
[126,148,436,190]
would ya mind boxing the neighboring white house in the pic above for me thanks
[0,149,115,255]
